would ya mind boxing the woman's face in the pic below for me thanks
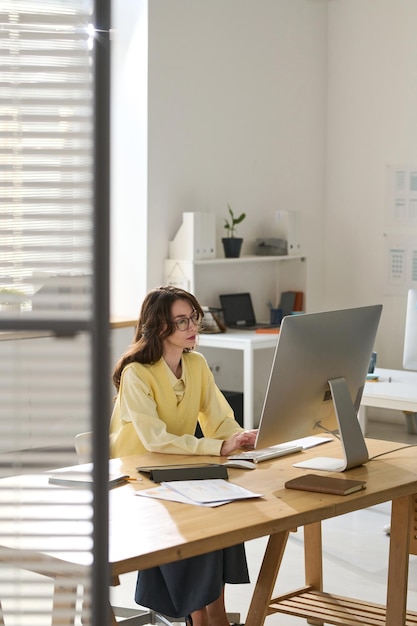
[162,298,199,353]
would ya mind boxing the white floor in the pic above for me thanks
[110,420,417,625]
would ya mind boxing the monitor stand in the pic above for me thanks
[293,377,369,472]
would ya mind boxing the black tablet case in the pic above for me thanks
[136,463,228,483]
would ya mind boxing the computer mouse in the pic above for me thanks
[224,460,256,470]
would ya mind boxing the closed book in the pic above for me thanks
[136,463,228,483]
[285,473,366,496]
[279,291,296,316]
[293,291,304,311]
[48,472,129,489]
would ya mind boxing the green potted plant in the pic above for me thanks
[222,204,246,258]
[0,288,27,312]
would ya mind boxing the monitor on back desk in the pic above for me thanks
[254,304,382,472]
[403,289,417,371]
[219,292,277,330]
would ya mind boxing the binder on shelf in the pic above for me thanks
[168,212,216,260]
[275,210,302,256]
[164,260,192,291]
[279,291,296,316]
[293,291,304,311]
[279,291,304,315]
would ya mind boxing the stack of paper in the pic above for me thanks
[136,479,263,507]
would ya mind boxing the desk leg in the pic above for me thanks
[245,531,289,626]
[79,585,118,626]
[51,577,78,626]
[0,598,4,626]
[404,411,417,435]
[304,522,323,626]
[304,522,322,590]
[386,494,412,626]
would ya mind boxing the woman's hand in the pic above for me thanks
[220,430,258,457]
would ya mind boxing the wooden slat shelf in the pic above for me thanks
[269,587,417,625]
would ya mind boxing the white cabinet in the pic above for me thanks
[165,255,307,321]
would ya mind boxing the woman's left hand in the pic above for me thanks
[220,430,257,456]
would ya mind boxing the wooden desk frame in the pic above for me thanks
[246,494,416,625]
[0,440,416,626]
[2,499,414,626]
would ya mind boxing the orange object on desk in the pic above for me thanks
[255,327,280,334]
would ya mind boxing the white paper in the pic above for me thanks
[386,165,417,226]
[161,479,262,504]
[382,233,417,294]
[136,484,229,507]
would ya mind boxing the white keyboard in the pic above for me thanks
[227,444,303,464]
[227,436,332,464]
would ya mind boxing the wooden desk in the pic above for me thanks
[197,330,278,429]
[360,367,417,435]
[0,439,416,625]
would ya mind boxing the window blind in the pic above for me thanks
[0,2,98,624]
[0,0,94,314]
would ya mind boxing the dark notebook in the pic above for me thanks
[136,463,228,483]
[285,473,366,496]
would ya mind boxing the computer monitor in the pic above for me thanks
[255,304,382,472]
[403,289,417,370]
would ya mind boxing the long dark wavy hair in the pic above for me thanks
[112,286,204,391]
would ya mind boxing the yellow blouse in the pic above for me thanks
[109,350,243,458]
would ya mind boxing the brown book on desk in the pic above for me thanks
[285,473,366,496]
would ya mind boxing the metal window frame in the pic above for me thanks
[0,1,112,623]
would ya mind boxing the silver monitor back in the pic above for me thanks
[255,304,382,471]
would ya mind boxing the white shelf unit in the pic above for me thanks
[165,255,307,322]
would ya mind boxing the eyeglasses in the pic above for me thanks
[173,311,201,332]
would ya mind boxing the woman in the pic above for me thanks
[110,285,257,626]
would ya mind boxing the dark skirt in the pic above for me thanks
[135,543,249,618]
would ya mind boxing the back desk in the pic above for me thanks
[360,367,417,435]
[0,438,416,625]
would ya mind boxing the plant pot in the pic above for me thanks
[222,237,243,258]
[0,302,21,313]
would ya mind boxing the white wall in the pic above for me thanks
[112,0,328,314]
[111,0,417,370]
[111,0,148,318]
[326,0,417,368]
[146,0,328,311]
